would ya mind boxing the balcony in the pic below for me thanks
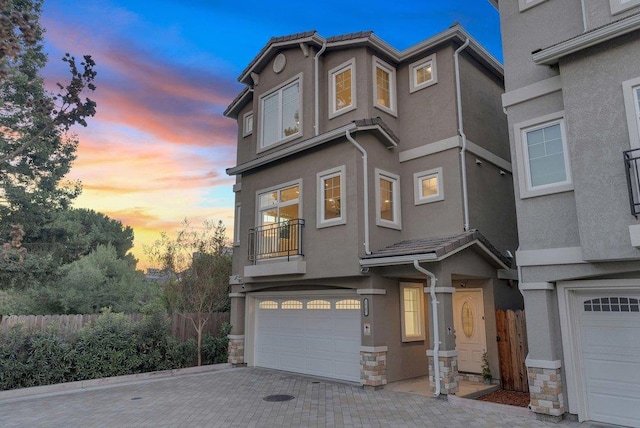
[624,148,640,217]
[248,219,305,263]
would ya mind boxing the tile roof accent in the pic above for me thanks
[326,31,374,43]
[361,229,511,267]
[223,86,251,118]
[353,117,400,145]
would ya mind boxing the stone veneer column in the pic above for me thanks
[427,350,459,395]
[228,289,246,367]
[227,335,246,366]
[526,359,565,419]
[360,346,387,388]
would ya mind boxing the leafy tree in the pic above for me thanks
[1,0,96,242]
[147,220,232,366]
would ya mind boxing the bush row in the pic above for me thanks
[0,310,230,390]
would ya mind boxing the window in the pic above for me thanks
[513,112,573,198]
[329,59,356,117]
[409,54,437,93]
[375,169,401,229]
[336,299,360,310]
[518,0,548,12]
[307,300,331,310]
[233,203,241,246]
[373,57,397,116]
[243,111,253,137]
[414,167,444,205]
[317,166,346,228]
[281,300,303,309]
[257,180,301,228]
[259,74,302,150]
[400,283,426,342]
[584,297,639,312]
[610,0,640,15]
[259,300,278,309]
[623,77,640,149]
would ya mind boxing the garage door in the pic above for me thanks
[578,293,640,427]
[255,296,361,382]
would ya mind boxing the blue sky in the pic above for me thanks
[40,0,502,267]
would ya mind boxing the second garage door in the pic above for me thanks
[255,296,361,382]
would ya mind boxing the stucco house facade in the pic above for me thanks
[493,0,640,425]
[224,25,521,395]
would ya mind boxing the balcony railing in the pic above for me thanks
[624,148,640,218]
[248,219,304,263]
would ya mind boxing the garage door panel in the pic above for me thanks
[590,393,640,428]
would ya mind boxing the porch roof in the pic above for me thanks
[360,229,511,269]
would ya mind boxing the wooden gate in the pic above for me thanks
[495,309,529,392]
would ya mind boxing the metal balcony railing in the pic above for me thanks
[624,148,640,218]
[248,219,304,263]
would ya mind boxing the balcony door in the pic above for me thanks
[258,183,300,257]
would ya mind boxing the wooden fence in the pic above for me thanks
[0,312,230,343]
[495,309,529,392]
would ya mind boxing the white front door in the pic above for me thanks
[453,289,487,373]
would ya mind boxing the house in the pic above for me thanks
[492,0,640,425]
[224,25,521,395]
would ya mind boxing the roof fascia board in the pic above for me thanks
[533,13,640,65]
[239,33,325,84]
[223,87,252,118]
[354,125,398,148]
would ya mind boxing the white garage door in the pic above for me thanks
[255,296,361,382]
[578,293,640,427]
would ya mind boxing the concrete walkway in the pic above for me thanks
[0,366,599,427]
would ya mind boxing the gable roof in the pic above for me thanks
[360,229,511,269]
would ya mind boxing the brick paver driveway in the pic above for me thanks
[0,366,596,427]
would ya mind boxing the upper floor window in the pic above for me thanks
[623,77,640,149]
[513,112,573,198]
[373,57,397,116]
[257,180,301,228]
[233,203,241,246]
[610,0,640,15]
[375,168,401,229]
[259,74,302,150]
[243,111,253,137]
[414,167,444,205]
[329,59,356,118]
[317,166,346,228]
[409,54,437,93]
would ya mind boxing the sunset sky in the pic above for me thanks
[40,0,502,270]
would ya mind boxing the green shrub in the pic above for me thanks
[201,322,231,365]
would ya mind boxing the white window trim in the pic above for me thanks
[234,203,241,246]
[623,76,640,150]
[400,282,426,342]
[258,73,303,152]
[372,56,397,117]
[328,58,356,119]
[518,0,548,12]
[409,54,438,93]
[316,165,346,228]
[414,167,444,205]
[610,0,640,15]
[375,168,401,229]
[513,111,573,199]
[254,178,303,227]
[242,111,253,137]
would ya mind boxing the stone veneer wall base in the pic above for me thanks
[360,350,387,387]
[527,366,565,417]
[228,336,245,366]
[428,355,459,395]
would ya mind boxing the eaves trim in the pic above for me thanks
[533,12,640,65]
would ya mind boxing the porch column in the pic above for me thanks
[520,282,565,420]
[228,279,246,366]
[358,289,388,388]
[426,281,458,395]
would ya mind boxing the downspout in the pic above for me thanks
[413,260,440,397]
[314,41,327,136]
[454,38,471,231]
[346,130,371,255]
[580,0,588,32]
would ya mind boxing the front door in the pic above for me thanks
[453,289,487,373]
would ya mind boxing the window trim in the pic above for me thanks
[328,58,356,118]
[316,165,346,228]
[400,283,426,342]
[414,167,444,205]
[372,56,397,117]
[233,203,241,246]
[513,111,573,199]
[518,0,548,12]
[258,73,303,152]
[375,168,402,229]
[623,76,640,150]
[409,54,438,93]
[242,111,253,137]
[255,178,302,227]
[610,0,640,15]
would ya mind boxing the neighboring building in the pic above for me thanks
[224,25,521,395]
[493,0,640,425]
